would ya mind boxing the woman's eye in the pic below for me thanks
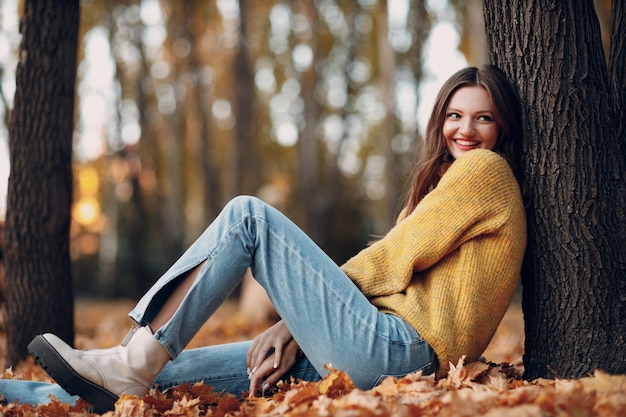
[447,112,461,119]
[478,115,493,122]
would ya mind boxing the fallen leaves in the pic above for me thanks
[1,355,625,416]
[0,395,92,416]
[1,300,625,416]
[239,360,626,417]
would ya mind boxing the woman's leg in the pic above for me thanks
[0,380,79,406]
[238,269,277,325]
[30,196,435,411]
[149,264,202,331]
[153,341,321,396]
[0,342,320,406]
[130,196,437,387]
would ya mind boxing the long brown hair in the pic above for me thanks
[403,65,523,215]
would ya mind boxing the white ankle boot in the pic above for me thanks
[28,326,170,413]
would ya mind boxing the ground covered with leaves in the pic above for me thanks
[1,297,625,416]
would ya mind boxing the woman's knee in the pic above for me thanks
[226,195,270,220]
[229,195,260,206]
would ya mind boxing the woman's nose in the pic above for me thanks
[459,118,475,136]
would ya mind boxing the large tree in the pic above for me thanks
[4,0,79,365]
[483,0,626,379]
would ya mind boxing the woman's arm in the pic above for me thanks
[341,149,523,297]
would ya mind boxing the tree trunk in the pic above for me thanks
[381,0,430,225]
[297,2,321,240]
[233,0,259,197]
[455,0,489,65]
[483,0,626,379]
[102,10,147,299]
[377,0,399,229]
[4,0,79,366]
[182,0,222,223]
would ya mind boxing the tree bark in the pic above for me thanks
[608,0,625,147]
[483,0,626,379]
[4,0,79,365]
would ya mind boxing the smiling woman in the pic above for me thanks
[15,65,528,414]
[442,86,499,159]
[404,65,524,215]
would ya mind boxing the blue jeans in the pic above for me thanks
[0,196,436,405]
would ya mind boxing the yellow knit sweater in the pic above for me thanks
[340,149,527,379]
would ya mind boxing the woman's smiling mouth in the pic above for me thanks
[454,138,480,148]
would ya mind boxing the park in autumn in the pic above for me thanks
[0,0,625,415]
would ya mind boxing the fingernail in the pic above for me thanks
[262,382,269,391]
[246,368,250,375]
[251,367,256,374]
[273,362,278,369]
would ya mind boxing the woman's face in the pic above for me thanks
[442,86,500,160]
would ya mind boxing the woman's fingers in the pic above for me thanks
[246,320,293,373]
[246,338,259,371]
[248,340,300,396]
[248,357,275,395]
[261,340,299,388]
[248,337,276,374]
[246,325,276,371]
[272,343,282,369]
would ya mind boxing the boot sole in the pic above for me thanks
[28,335,118,414]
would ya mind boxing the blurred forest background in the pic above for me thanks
[0,0,612,300]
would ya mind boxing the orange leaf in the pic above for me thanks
[318,366,355,397]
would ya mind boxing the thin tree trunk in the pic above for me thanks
[378,0,398,229]
[4,0,79,365]
[381,0,430,225]
[456,0,490,65]
[314,2,361,250]
[156,8,186,265]
[102,9,147,298]
[296,1,321,242]
[181,0,221,223]
[233,0,259,197]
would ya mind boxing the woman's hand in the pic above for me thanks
[247,320,292,372]
[247,338,300,396]
[246,320,297,395]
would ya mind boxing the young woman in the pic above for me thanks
[1,65,527,412]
